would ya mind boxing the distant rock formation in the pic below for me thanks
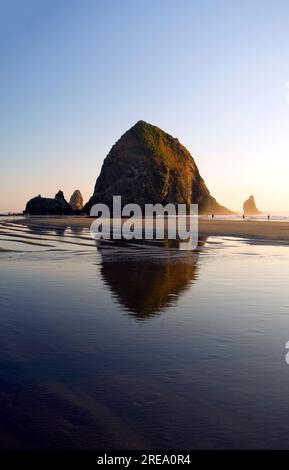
[243,195,261,215]
[69,190,83,211]
[24,190,72,215]
[83,120,233,214]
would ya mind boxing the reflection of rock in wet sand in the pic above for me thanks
[70,225,84,236]
[26,224,67,237]
[98,238,206,319]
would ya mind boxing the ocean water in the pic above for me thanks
[1,218,289,449]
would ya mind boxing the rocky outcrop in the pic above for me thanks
[24,191,72,215]
[243,195,261,215]
[69,190,83,211]
[84,120,233,214]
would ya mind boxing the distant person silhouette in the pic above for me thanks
[267,214,270,221]
[211,214,215,220]
[242,214,245,220]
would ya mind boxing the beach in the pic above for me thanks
[3,0,289,457]
[8,215,289,244]
[1,214,289,449]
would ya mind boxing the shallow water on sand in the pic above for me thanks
[1,219,289,449]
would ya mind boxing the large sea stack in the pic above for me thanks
[84,120,233,214]
[243,195,261,215]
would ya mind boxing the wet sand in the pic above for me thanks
[9,216,289,244]
[2,218,289,449]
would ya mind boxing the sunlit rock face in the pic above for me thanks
[24,190,72,215]
[243,195,261,215]
[84,120,233,214]
[69,190,83,211]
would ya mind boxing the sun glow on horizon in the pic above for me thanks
[1,1,289,213]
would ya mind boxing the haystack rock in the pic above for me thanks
[69,190,83,211]
[24,190,72,215]
[243,195,261,215]
[83,120,233,214]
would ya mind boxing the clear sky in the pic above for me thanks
[1,0,289,213]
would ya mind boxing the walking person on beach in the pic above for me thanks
[267,214,270,221]
[211,214,215,220]
[242,214,245,220]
